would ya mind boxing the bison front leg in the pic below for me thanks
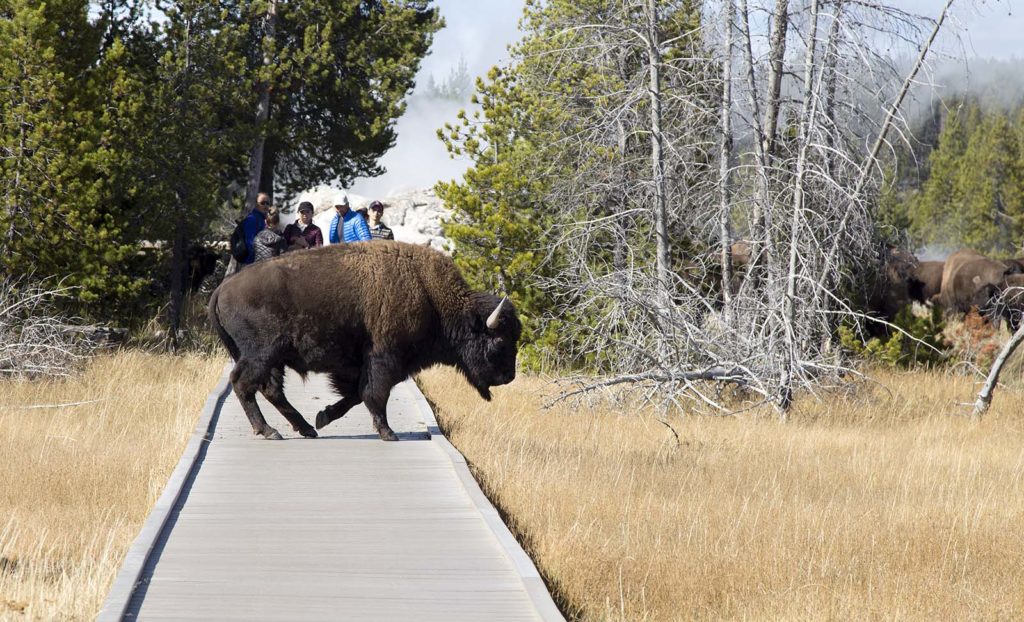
[315,395,361,430]
[230,359,283,440]
[261,367,317,438]
[315,372,362,430]
[361,356,400,442]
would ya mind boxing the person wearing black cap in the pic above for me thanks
[366,200,394,241]
[283,201,324,250]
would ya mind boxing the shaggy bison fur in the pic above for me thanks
[208,241,521,440]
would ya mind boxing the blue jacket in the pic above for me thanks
[329,210,371,244]
[240,209,266,264]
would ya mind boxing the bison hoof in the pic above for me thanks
[299,426,318,439]
[263,428,284,441]
[315,410,332,430]
[378,427,399,442]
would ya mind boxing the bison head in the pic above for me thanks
[456,294,522,401]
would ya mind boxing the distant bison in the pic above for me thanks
[940,249,1021,315]
[908,260,944,305]
[208,242,521,441]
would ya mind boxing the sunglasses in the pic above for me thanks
[258,201,272,206]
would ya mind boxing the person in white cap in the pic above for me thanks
[328,192,371,244]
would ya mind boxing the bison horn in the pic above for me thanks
[486,296,508,330]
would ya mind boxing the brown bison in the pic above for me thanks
[908,260,943,305]
[938,249,1024,329]
[939,249,1021,314]
[867,246,919,325]
[208,241,522,441]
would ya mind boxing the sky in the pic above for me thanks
[349,0,1024,199]
[919,0,1022,60]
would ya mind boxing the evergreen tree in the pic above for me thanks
[129,0,253,348]
[0,0,142,313]
[244,0,442,203]
[437,67,561,365]
[908,101,1024,254]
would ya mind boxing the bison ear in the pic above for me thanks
[973,275,983,287]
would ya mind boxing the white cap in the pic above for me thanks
[334,191,350,207]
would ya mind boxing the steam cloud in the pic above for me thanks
[349,0,526,199]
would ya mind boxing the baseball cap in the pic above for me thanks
[334,192,350,207]
[297,201,314,213]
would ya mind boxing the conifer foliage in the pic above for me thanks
[0,1,439,332]
[898,101,1024,255]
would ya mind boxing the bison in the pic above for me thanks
[939,249,1021,314]
[208,241,522,441]
[908,260,943,305]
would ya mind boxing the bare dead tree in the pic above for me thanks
[718,0,736,323]
[0,279,95,378]
[516,0,957,414]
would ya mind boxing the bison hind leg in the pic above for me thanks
[360,357,399,442]
[230,359,283,440]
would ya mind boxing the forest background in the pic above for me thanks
[3,0,1024,408]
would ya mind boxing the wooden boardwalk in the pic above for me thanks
[99,368,562,621]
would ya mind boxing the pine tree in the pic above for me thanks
[908,101,1024,254]
[437,67,560,365]
[0,0,143,314]
[243,0,442,204]
[128,0,253,348]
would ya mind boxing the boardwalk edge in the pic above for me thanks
[96,363,233,622]
[405,381,566,622]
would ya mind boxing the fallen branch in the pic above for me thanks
[8,399,105,410]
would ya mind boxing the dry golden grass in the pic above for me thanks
[418,367,1024,621]
[0,352,223,621]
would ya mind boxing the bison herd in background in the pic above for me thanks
[872,248,1024,331]
[728,243,1024,333]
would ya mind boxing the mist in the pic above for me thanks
[349,0,525,199]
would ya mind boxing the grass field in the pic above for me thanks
[418,367,1024,621]
[0,352,223,621]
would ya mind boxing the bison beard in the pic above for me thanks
[208,241,521,440]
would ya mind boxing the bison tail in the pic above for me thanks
[208,286,240,361]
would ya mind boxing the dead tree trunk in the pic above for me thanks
[167,192,188,353]
[762,0,790,159]
[974,322,1024,415]
[718,0,735,321]
[646,0,670,306]
[244,0,277,215]
[779,0,820,411]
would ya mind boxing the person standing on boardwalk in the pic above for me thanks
[366,200,394,240]
[283,201,323,250]
[252,207,287,262]
[241,192,272,265]
[328,193,371,244]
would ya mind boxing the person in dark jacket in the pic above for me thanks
[253,207,287,263]
[240,193,272,265]
[366,200,394,241]
[283,201,323,250]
